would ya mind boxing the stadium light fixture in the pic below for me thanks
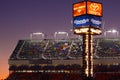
[30,32,44,40]
[104,29,119,38]
[111,29,118,33]
[32,32,44,35]
[54,31,69,38]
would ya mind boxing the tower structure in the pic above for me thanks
[72,0,103,80]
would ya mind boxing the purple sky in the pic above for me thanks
[0,0,120,79]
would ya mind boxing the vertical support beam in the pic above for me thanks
[82,30,93,80]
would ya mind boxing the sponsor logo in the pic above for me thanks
[87,1,102,16]
[91,19,101,25]
[74,19,89,25]
[73,2,86,17]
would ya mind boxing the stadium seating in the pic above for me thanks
[96,39,120,57]
[10,39,83,60]
[7,38,120,80]
[18,40,46,59]
[10,38,120,60]
[10,40,25,59]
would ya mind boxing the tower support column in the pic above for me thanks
[82,31,93,80]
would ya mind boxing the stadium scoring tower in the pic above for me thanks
[73,0,102,80]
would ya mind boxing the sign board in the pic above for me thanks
[73,1,102,17]
[90,16,102,28]
[73,2,86,17]
[73,15,102,28]
[87,1,102,17]
[73,15,90,27]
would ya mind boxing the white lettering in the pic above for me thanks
[74,19,89,25]
[91,19,101,25]
[74,5,86,10]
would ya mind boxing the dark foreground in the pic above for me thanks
[6,72,120,80]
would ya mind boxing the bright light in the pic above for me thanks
[85,34,89,77]
[112,29,117,33]
[84,35,93,77]
[90,28,102,34]
[74,28,102,34]
[74,28,89,34]
[32,32,44,35]
[106,29,118,33]
[104,29,119,38]
[90,35,93,77]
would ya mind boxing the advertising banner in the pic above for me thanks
[73,15,90,27]
[87,1,102,17]
[73,2,86,17]
[73,15,102,28]
[73,1,102,17]
[90,16,102,28]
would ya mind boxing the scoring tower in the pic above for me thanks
[72,0,103,80]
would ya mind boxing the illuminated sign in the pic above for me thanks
[73,15,90,27]
[74,28,102,35]
[87,1,102,16]
[73,1,102,17]
[73,2,86,17]
[90,16,102,28]
[73,15,102,28]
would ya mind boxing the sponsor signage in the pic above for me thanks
[90,16,102,28]
[73,15,102,28]
[73,1,102,17]
[87,1,102,17]
[73,2,86,17]
[73,15,90,27]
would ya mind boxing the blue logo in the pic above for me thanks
[90,16,102,28]
[73,15,102,28]
[73,15,90,28]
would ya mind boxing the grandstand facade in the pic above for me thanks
[6,33,120,80]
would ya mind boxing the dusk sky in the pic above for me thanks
[0,0,120,79]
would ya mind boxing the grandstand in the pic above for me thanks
[6,32,120,80]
